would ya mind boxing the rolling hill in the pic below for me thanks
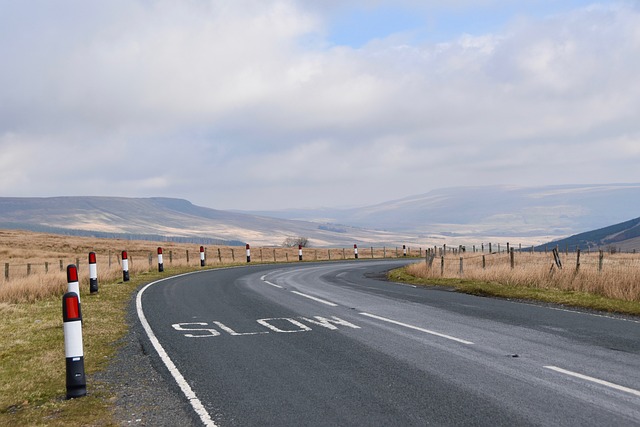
[0,196,411,247]
[2,184,640,248]
[246,184,640,242]
[540,216,640,252]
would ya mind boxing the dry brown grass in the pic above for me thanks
[0,229,414,303]
[407,251,640,302]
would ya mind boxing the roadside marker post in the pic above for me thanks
[354,244,359,259]
[299,245,303,261]
[157,247,164,272]
[67,264,80,302]
[88,252,98,294]
[246,244,251,263]
[122,251,130,282]
[200,246,205,267]
[403,245,407,257]
[63,292,86,399]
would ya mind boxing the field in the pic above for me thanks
[393,249,640,315]
[0,229,409,304]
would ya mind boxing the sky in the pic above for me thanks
[1,0,639,210]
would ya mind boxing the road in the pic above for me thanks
[137,260,640,426]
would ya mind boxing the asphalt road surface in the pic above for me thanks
[137,260,640,426]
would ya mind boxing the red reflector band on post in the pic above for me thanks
[122,251,128,260]
[63,293,81,321]
[66,297,79,320]
[158,247,163,254]
[89,252,97,264]
[67,265,78,283]
[200,246,204,252]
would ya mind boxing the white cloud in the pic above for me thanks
[1,1,639,209]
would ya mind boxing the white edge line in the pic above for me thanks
[137,271,218,427]
[359,312,474,345]
[544,366,640,398]
[290,290,339,307]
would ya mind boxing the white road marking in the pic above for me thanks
[257,318,312,333]
[359,312,474,345]
[264,280,283,288]
[260,274,283,288]
[290,291,339,307]
[137,272,217,427]
[544,366,640,398]
[542,306,640,324]
[300,316,361,330]
[213,321,269,336]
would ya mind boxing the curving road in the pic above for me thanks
[137,260,640,426]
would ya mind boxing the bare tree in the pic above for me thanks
[282,237,309,248]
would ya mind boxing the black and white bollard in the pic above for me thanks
[157,247,164,272]
[246,244,251,263]
[298,245,303,261]
[63,291,86,399]
[403,245,407,257]
[88,252,98,294]
[354,244,359,259]
[67,264,81,302]
[200,246,205,267]
[122,251,130,282]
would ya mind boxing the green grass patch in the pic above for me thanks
[388,267,640,317]
[0,265,208,427]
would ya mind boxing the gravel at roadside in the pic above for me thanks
[95,290,200,427]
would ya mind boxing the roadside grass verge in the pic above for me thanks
[389,265,640,317]
[0,266,202,427]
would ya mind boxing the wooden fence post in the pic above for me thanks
[459,257,463,276]
[440,256,444,276]
[482,255,486,269]
[45,261,49,273]
[218,248,222,263]
[186,250,190,264]
[169,251,173,264]
[273,249,276,262]
[4,263,8,281]
[552,247,563,269]
[231,249,235,261]
[510,248,515,269]
[60,260,64,272]
[598,250,604,272]
[576,249,581,273]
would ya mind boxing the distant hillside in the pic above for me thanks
[4,185,640,248]
[0,197,410,247]
[540,217,640,252]
[246,184,640,241]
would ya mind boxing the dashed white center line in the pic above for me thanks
[544,366,640,398]
[260,275,283,288]
[359,312,474,345]
[290,291,339,307]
